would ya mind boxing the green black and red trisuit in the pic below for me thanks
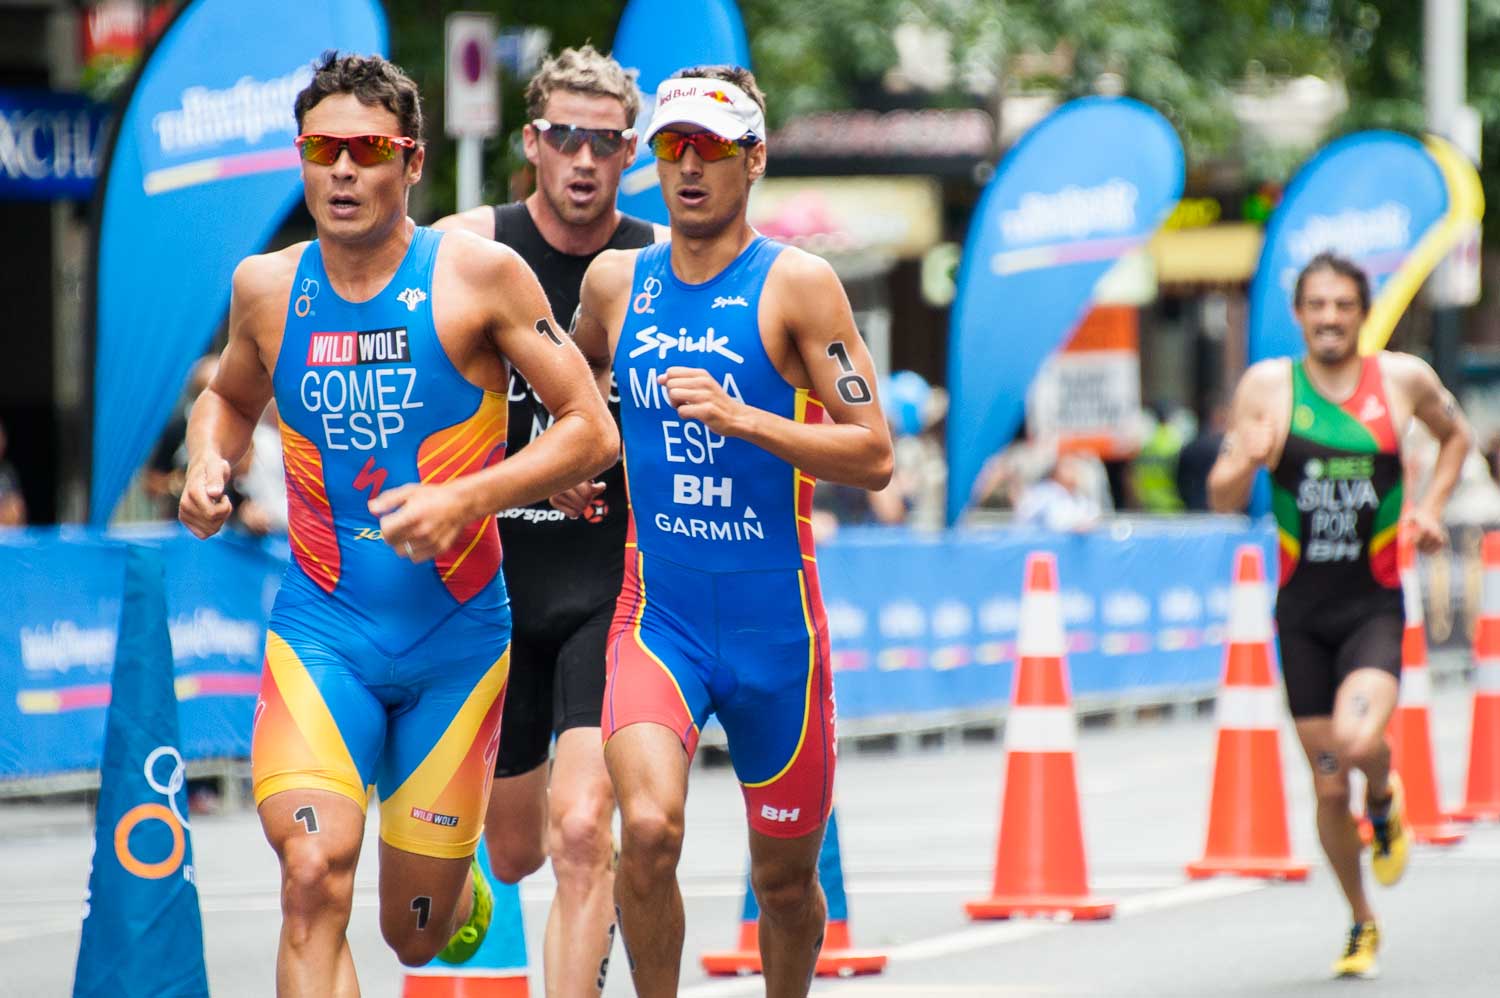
[1270,355,1405,717]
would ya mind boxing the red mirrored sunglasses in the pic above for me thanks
[295,133,417,167]
[649,130,758,163]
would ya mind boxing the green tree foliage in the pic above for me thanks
[384,1,1496,232]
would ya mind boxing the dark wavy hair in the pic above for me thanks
[294,52,423,151]
[1294,251,1371,314]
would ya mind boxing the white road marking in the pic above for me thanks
[678,878,1267,998]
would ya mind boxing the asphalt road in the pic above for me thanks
[3,681,1497,997]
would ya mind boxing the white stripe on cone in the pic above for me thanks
[1017,591,1065,657]
[1398,666,1432,707]
[1005,706,1077,752]
[1227,579,1272,644]
[1214,686,1283,730]
[1475,660,1500,693]
[1401,569,1424,625]
[1483,568,1500,615]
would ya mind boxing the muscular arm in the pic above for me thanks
[467,246,618,512]
[373,239,618,558]
[664,250,894,490]
[179,255,282,537]
[573,250,634,404]
[1396,353,1473,520]
[1206,361,1282,513]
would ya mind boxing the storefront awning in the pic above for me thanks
[1147,222,1263,286]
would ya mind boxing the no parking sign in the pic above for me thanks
[444,12,499,139]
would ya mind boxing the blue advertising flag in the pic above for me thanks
[612,0,751,224]
[89,0,388,524]
[945,97,1184,524]
[74,546,208,998]
[1247,131,1451,366]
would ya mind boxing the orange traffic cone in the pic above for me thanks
[965,551,1113,921]
[1456,531,1500,822]
[1187,545,1310,880]
[700,808,887,977]
[1385,527,1464,845]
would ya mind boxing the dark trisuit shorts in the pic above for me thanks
[1275,590,1403,718]
[492,600,613,777]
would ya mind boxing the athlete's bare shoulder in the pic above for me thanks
[766,242,839,293]
[581,247,642,302]
[430,204,495,239]
[650,222,671,242]
[434,226,532,290]
[1242,356,1292,387]
[1238,356,1290,400]
[1374,349,1439,394]
[766,244,856,338]
[231,243,302,329]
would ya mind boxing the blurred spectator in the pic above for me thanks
[1128,402,1188,511]
[0,419,26,526]
[1176,402,1228,512]
[975,436,1113,517]
[874,370,947,529]
[1407,419,1500,527]
[812,369,948,535]
[233,400,287,536]
[1015,454,1101,532]
[145,355,220,518]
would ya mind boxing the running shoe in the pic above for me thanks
[1331,921,1380,978]
[437,856,493,965]
[1369,772,1410,887]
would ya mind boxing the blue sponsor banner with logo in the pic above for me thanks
[90,0,388,524]
[73,547,208,998]
[2,521,1273,781]
[1248,130,1450,365]
[612,0,751,224]
[945,97,1183,525]
[0,527,279,780]
[820,521,1275,721]
[0,89,111,201]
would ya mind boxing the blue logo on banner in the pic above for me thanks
[945,97,1184,524]
[0,89,110,200]
[90,0,388,524]
[612,0,751,224]
[0,528,280,781]
[74,547,209,998]
[1247,130,1449,365]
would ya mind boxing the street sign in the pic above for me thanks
[444,12,498,139]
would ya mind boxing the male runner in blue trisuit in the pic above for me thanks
[573,66,893,998]
[180,53,616,995]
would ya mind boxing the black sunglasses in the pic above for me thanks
[532,118,635,157]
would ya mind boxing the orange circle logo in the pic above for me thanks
[114,802,185,879]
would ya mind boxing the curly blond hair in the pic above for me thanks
[524,45,640,125]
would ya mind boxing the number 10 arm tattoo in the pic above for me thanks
[825,342,873,405]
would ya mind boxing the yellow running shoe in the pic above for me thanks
[437,856,493,965]
[1370,772,1410,887]
[1331,921,1380,979]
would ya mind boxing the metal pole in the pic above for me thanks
[1425,0,1466,389]
[456,136,482,213]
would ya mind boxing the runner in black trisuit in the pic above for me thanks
[434,45,664,997]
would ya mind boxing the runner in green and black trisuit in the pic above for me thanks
[1208,251,1472,979]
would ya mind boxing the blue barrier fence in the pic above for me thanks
[1,521,1274,782]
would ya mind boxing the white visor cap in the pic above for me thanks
[643,76,765,144]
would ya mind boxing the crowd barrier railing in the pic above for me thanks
[3,518,1466,789]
